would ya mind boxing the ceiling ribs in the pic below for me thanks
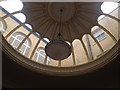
[69,20,90,62]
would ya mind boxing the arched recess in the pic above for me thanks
[98,15,119,41]
[83,33,103,60]
[91,26,115,53]
[8,32,31,57]
[82,34,94,61]
[34,47,51,65]
[61,51,73,67]
[60,41,74,67]
[72,39,88,65]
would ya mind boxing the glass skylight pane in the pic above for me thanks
[25,24,32,30]
[0,0,23,13]
[101,2,118,14]
[43,38,50,43]
[98,15,105,21]
[13,13,26,23]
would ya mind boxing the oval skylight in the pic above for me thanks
[97,15,105,21]
[0,0,23,13]
[101,2,118,14]
[13,13,26,23]
[25,24,32,30]
[35,32,40,37]
[43,38,50,43]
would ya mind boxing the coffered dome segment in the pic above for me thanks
[21,2,103,43]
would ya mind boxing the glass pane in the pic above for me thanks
[8,37,14,45]
[16,35,25,41]
[19,44,26,55]
[37,53,45,64]
[35,48,51,64]
[39,50,46,57]
[25,47,30,56]
[12,40,21,48]
[96,32,106,42]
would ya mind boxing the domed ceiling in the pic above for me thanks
[0,0,119,76]
[21,2,103,43]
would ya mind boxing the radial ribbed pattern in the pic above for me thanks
[21,2,103,42]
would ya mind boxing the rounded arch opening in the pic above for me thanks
[42,38,50,43]
[34,47,51,65]
[98,15,105,21]
[101,2,119,14]
[13,13,26,23]
[8,31,31,56]
[0,0,23,13]
[25,23,33,30]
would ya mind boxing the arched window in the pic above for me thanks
[8,32,31,56]
[0,0,23,13]
[0,19,7,34]
[35,47,50,64]
[0,21,5,34]
[92,28,106,42]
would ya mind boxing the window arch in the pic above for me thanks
[0,21,5,34]
[34,47,50,64]
[0,19,7,34]
[91,26,106,42]
[101,2,118,14]
[8,32,31,56]
[0,0,23,13]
